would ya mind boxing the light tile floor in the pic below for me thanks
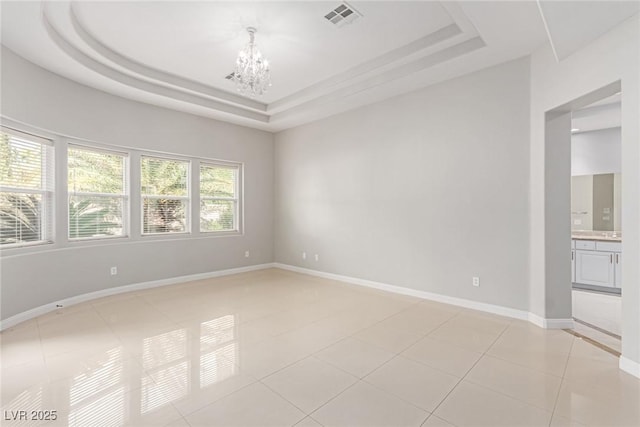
[1,269,639,426]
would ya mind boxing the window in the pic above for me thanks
[141,156,189,234]
[68,145,128,239]
[0,128,54,246]
[200,163,239,232]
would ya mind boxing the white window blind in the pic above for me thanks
[199,163,239,232]
[141,156,189,234]
[68,145,128,239]
[0,127,54,246]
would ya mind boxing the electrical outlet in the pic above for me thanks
[302,252,307,260]
[314,254,319,261]
[110,267,118,276]
[245,251,250,258]
[473,277,480,287]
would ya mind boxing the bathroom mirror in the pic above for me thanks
[571,173,621,232]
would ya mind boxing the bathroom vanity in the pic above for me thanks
[572,232,622,294]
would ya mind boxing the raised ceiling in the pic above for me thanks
[1,1,637,132]
[538,0,640,60]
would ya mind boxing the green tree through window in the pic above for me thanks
[200,164,238,232]
[141,156,189,234]
[68,146,127,239]
[0,131,52,246]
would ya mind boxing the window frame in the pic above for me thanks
[199,162,241,234]
[0,121,245,255]
[140,154,191,236]
[0,126,55,249]
[67,143,130,241]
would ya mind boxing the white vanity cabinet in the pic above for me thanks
[573,239,622,289]
[575,248,615,287]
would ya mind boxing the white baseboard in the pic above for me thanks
[274,263,530,322]
[0,263,275,331]
[4,261,633,377]
[528,313,574,329]
[619,356,640,379]
[0,261,580,335]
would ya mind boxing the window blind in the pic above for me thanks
[0,129,54,246]
[68,145,127,239]
[200,163,239,232]
[141,156,189,234]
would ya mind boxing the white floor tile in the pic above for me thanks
[1,269,637,427]
[263,356,358,413]
[311,381,429,427]
[184,382,305,426]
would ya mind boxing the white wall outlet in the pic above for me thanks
[472,277,480,287]
[302,252,307,260]
[314,254,319,261]
[110,267,118,276]
[245,251,250,258]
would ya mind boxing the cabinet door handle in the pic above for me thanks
[571,251,574,261]
[616,254,619,264]
[610,254,613,264]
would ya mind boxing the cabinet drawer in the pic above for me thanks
[571,240,576,249]
[575,240,596,250]
[596,241,621,252]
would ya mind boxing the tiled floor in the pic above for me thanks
[1,268,639,426]
[572,289,621,336]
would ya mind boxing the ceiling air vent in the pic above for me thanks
[324,2,362,27]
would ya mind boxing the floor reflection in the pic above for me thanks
[2,314,239,426]
[69,347,126,426]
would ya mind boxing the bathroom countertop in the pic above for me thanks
[572,231,622,242]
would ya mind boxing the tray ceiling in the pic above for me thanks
[5,1,627,132]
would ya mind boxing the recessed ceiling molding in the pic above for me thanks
[268,23,465,113]
[438,1,481,36]
[272,36,486,123]
[535,0,560,62]
[10,0,539,131]
[42,7,270,123]
[45,1,482,124]
[68,4,267,113]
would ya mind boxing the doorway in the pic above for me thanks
[569,91,622,353]
[543,81,623,354]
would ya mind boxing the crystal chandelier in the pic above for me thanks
[232,27,271,97]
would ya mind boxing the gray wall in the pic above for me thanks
[274,57,531,311]
[0,47,275,320]
[543,112,572,320]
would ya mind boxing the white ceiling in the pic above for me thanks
[1,1,637,132]
[572,93,622,134]
[538,0,640,61]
